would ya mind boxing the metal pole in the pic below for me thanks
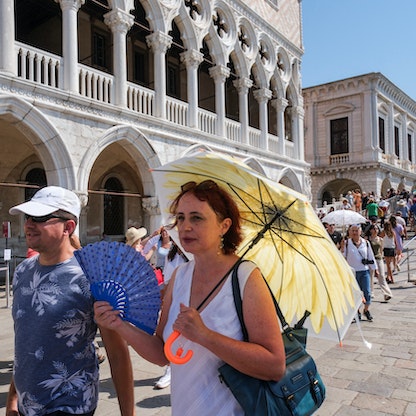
[5,260,10,308]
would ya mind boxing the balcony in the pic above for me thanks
[12,42,291,156]
[329,153,349,165]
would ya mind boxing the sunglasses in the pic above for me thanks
[24,214,69,223]
[181,180,218,192]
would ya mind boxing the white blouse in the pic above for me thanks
[163,260,256,416]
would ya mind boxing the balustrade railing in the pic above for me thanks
[268,134,279,153]
[16,42,62,88]
[285,140,294,158]
[329,154,349,165]
[248,127,261,148]
[166,96,187,125]
[78,64,112,103]
[127,82,154,116]
[198,108,217,135]
[225,119,241,143]
[13,42,298,158]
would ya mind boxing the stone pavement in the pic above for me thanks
[1,241,416,415]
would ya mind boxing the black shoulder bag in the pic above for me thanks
[218,261,326,416]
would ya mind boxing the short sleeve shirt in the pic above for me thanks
[12,256,99,415]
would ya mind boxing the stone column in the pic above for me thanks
[56,0,85,92]
[370,83,379,150]
[181,49,203,128]
[412,128,416,165]
[272,97,288,155]
[0,0,16,74]
[209,65,230,137]
[292,103,305,161]
[146,31,172,119]
[253,88,272,150]
[401,113,407,161]
[75,191,89,243]
[234,77,252,144]
[142,196,160,234]
[388,103,395,157]
[104,9,134,108]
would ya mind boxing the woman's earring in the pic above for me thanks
[217,235,224,255]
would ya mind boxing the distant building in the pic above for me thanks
[0,0,308,256]
[303,72,416,208]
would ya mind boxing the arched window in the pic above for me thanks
[103,177,124,235]
[25,168,47,201]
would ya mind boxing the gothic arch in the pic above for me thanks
[270,72,285,100]
[233,17,257,78]
[205,21,229,67]
[242,157,266,176]
[276,46,291,84]
[286,81,300,107]
[182,143,214,156]
[78,125,160,196]
[0,95,76,188]
[253,33,276,88]
[173,12,201,51]
[140,0,175,33]
[278,167,302,192]
[210,1,237,57]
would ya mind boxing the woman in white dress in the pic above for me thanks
[94,180,286,415]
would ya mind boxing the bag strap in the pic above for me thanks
[231,260,292,341]
[196,259,241,311]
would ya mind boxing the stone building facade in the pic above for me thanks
[303,72,416,209]
[0,0,308,256]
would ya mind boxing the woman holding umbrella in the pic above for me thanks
[93,180,286,415]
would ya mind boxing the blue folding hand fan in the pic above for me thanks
[74,241,161,335]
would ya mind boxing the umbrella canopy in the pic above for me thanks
[321,210,367,227]
[152,151,362,342]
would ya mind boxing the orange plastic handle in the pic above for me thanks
[164,330,193,364]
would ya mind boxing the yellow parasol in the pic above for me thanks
[152,151,362,343]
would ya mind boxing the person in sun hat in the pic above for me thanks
[125,226,148,247]
[6,186,135,416]
[125,226,158,262]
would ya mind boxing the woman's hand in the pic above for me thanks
[94,301,123,330]
[172,303,209,343]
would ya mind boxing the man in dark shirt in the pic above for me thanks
[361,192,369,211]
[326,223,343,249]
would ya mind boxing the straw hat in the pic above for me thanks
[398,199,407,206]
[125,227,147,246]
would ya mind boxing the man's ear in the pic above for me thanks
[65,220,77,235]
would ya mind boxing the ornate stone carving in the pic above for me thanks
[142,196,160,215]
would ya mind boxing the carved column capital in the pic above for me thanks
[104,9,134,34]
[142,196,160,215]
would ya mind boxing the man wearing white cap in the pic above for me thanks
[6,186,135,416]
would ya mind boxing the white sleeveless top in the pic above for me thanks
[383,234,395,249]
[163,260,256,416]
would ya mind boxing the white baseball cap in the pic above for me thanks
[9,186,81,219]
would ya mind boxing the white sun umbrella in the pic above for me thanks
[322,210,367,236]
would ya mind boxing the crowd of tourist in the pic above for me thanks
[321,186,416,324]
